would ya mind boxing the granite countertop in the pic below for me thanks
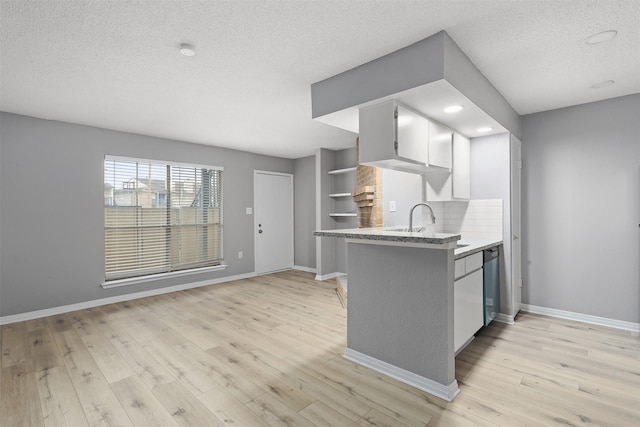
[454,239,503,259]
[314,227,502,255]
[313,227,461,245]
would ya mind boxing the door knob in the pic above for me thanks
[513,235,520,240]
[258,230,263,233]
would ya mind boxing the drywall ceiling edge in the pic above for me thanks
[442,33,522,139]
[311,31,446,118]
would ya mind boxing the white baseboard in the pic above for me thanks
[521,304,640,332]
[344,348,460,402]
[0,272,257,326]
[493,313,516,325]
[314,272,346,281]
[292,265,316,273]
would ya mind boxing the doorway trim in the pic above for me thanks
[253,170,294,275]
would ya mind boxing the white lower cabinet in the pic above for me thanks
[454,253,484,353]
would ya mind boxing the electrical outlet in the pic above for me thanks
[389,201,397,212]
[238,251,243,259]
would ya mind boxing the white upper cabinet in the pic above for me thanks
[396,105,429,164]
[427,120,452,169]
[452,133,470,199]
[359,100,450,174]
[426,132,470,201]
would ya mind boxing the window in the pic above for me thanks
[104,156,223,282]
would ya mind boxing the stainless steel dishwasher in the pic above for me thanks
[483,247,500,325]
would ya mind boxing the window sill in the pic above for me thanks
[101,264,228,289]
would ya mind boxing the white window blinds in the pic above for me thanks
[104,157,223,281]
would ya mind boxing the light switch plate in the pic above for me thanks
[389,201,397,212]
[246,207,253,215]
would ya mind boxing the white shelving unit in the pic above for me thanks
[316,147,358,279]
[328,167,357,219]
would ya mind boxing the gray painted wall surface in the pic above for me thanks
[0,131,2,311]
[293,156,316,269]
[347,242,454,386]
[0,112,293,317]
[521,94,640,323]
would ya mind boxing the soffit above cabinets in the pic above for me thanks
[314,79,508,140]
[311,31,516,139]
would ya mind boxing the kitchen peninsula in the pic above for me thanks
[314,227,462,401]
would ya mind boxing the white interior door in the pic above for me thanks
[510,135,522,314]
[254,171,294,274]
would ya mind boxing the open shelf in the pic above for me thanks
[329,213,357,217]
[329,192,352,198]
[328,167,357,175]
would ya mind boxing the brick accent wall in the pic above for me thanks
[354,138,383,228]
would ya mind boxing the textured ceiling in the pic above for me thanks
[1,0,639,158]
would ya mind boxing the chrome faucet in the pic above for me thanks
[408,202,436,232]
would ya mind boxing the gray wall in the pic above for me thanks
[0,112,293,317]
[521,94,640,323]
[0,129,2,312]
[293,155,316,269]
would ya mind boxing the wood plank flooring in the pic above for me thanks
[1,270,639,426]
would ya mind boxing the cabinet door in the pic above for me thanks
[452,133,470,199]
[359,102,396,165]
[428,121,452,168]
[454,269,484,352]
[396,105,429,164]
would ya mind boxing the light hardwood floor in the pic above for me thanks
[1,270,639,426]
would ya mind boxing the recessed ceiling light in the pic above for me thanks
[179,43,196,57]
[444,105,463,113]
[585,30,618,45]
[591,80,615,88]
[477,127,493,133]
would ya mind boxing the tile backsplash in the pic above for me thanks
[429,199,503,241]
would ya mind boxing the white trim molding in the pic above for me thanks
[102,264,228,289]
[292,265,316,273]
[493,313,516,325]
[344,348,460,402]
[314,272,346,281]
[0,272,256,326]
[521,304,640,332]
